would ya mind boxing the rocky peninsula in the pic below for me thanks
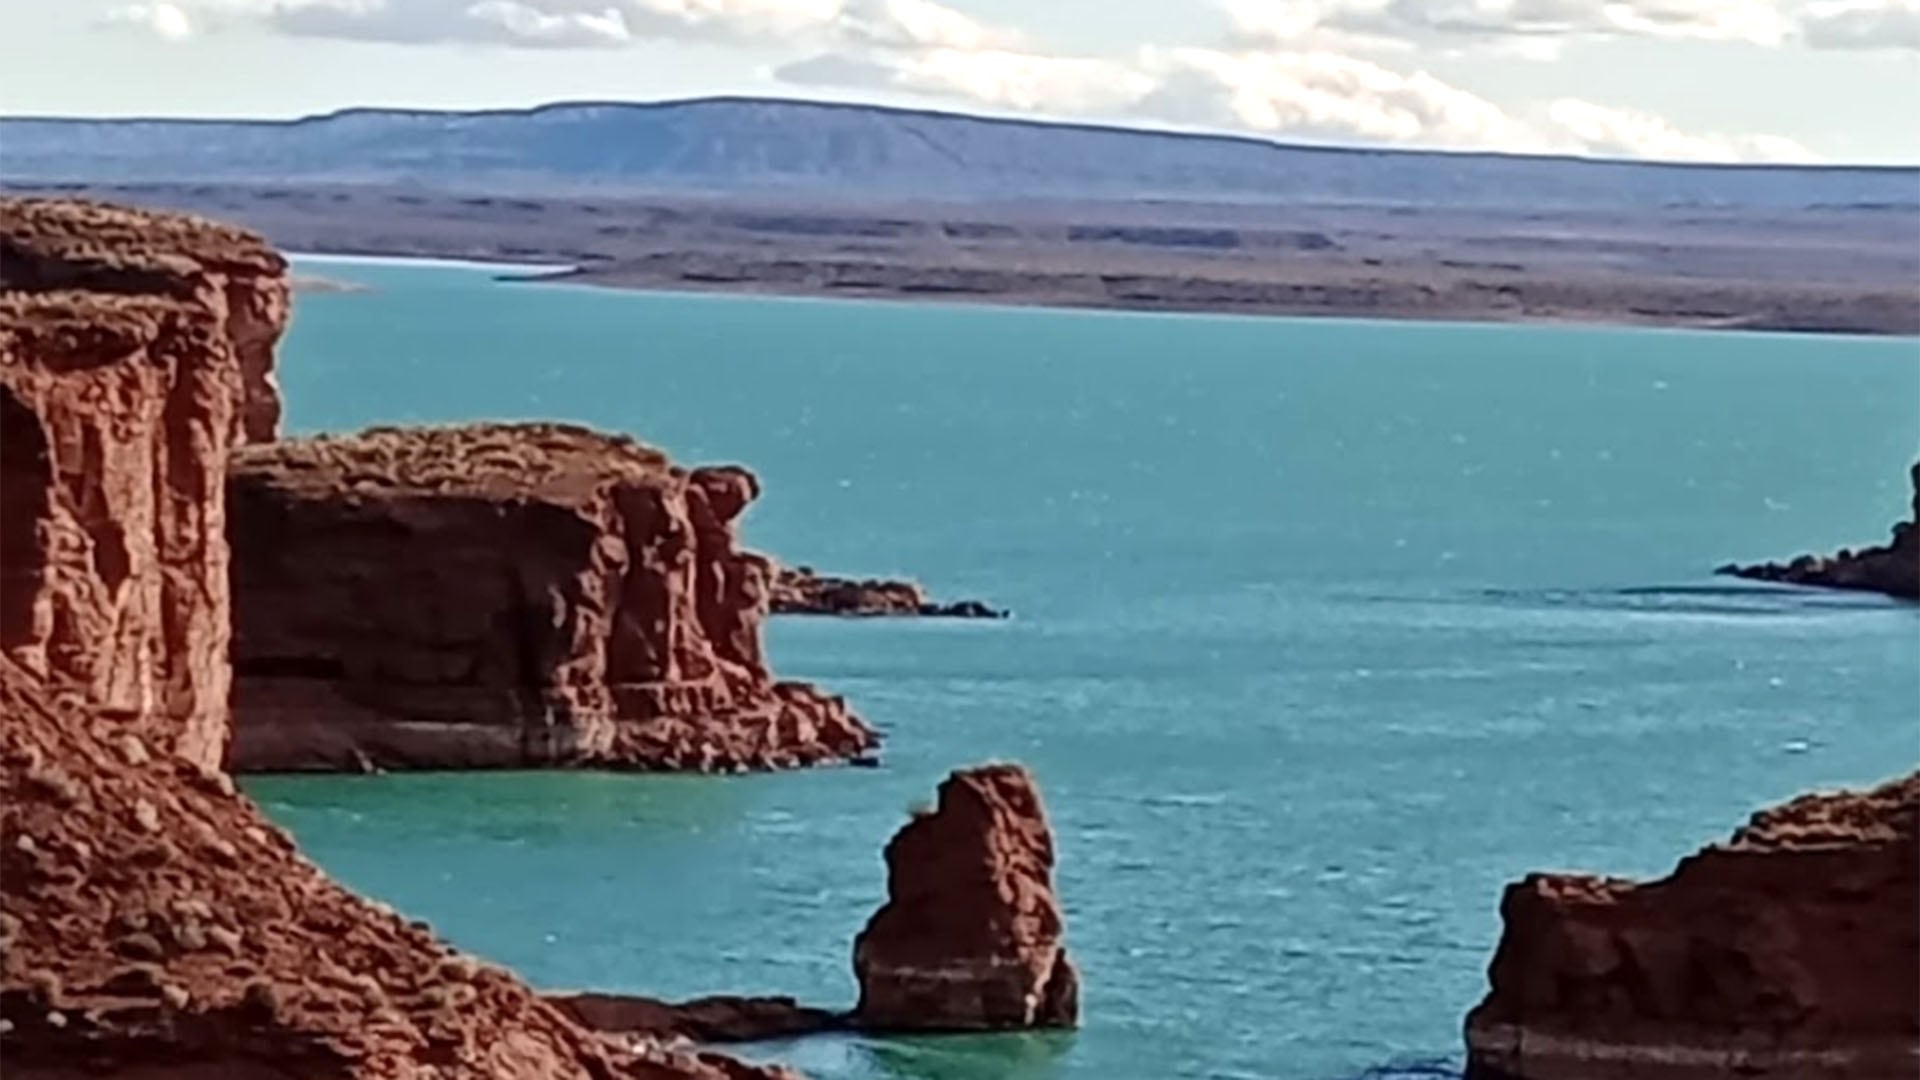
[1465,770,1920,1080]
[226,424,875,773]
[771,565,1007,618]
[1717,461,1919,601]
[1,197,784,1079]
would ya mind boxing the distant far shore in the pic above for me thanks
[21,180,1918,337]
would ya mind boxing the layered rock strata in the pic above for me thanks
[0,200,790,1079]
[1464,770,1920,1080]
[771,566,1007,618]
[1,278,248,774]
[853,764,1079,1031]
[1717,461,1919,601]
[0,196,288,443]
[226,423,876,772]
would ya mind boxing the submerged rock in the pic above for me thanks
[1464,770,1920,1080]
[771,565,1007,618]
[853,764,1079,1032]
[1717,460,1919,601]
[227,424,877,773]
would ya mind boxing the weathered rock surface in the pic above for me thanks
[0,196,289,443]
[853,764,1079,1032]
[1717,461,1919,601]
[226,423,877,773]
[1464,770,1920,1080]
[771,566,1007,619]
[0,199,792,1079]
[550,993,845,1044]
[0,658,794,1080]
[0,289,248,773]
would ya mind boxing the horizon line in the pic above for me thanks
[7,93,1918,174]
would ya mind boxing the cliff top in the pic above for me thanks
[1727,769,1919,852]
[0,290,220,369]
[230,421,676,504]
[0,196,286,282]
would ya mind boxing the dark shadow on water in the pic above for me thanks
[1470,583,1903,617]
[1337,1056,1462,1080]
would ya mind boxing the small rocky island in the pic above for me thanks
[1717,461,1919,601]
[772,565,1007,618]
[1465,770,1919,1080]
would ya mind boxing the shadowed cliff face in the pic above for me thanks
[0,197,796,1080]
[1464,771,1920,1080]
[224,423,876,773]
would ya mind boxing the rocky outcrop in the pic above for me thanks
[0,657,794,1080]
[226,424,877,773]
[852,764,1079,1032]
[0,288,249,773]
[771,566,1007,618]
[0,197,288,444]
[1464,770,1920,1080]
[550,993,845,1044]
[1717,461,1919,601]
[0,200,790,1079]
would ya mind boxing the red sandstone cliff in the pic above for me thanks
[0,199,793,1080]
[1,281,248,773]
[0,197,288,443]
[225,423,876,773]
[852,764,1079,1031]
[1718,461,1919,601]
[1465,770,1920,1080]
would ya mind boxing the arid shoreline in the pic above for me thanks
[16,180,1919,336]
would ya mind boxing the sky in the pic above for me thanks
[0,0,1915,164]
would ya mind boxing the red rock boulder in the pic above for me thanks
[852,764,1079,1031]
[1465,770,1920,1079]
[225,423,876,773]
[1718,460,1919,601]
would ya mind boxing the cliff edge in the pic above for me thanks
[1718,461,1919,601]
[226,423,876,772]
[1465,771,1920,1080]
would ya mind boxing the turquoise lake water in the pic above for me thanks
[251,260,1920,1080]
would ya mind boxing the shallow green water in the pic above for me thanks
[250,260,1920,1079]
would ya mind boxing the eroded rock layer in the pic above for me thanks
[226,423,876,772]
[1465,770,1920,1080]
[1718,461,1919,601]
[853,764,1079,1032]
[550,993,844,1045]
[0,199,790,1080]
[0,197,288,443]
[0,290,241,773]
[0,658,791,1080]
[771,566,1007,619]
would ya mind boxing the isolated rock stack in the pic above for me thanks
[854,764,1080,1031]
[0,196,793,1080]
[1465,770,1920,1080]
[225,422,876,772]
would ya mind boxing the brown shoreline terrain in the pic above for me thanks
[9,180,1917,335]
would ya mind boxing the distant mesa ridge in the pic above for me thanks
[4,96,1916,209]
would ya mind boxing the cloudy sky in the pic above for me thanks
[1,0,1915,163]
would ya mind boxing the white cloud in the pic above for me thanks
[1224,0,1793,51]
[1797,0,1920,47]
[101,0,198,39]
[98,0,1013,47]
[777,40,1818,161]
[1542,98,1815,160]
